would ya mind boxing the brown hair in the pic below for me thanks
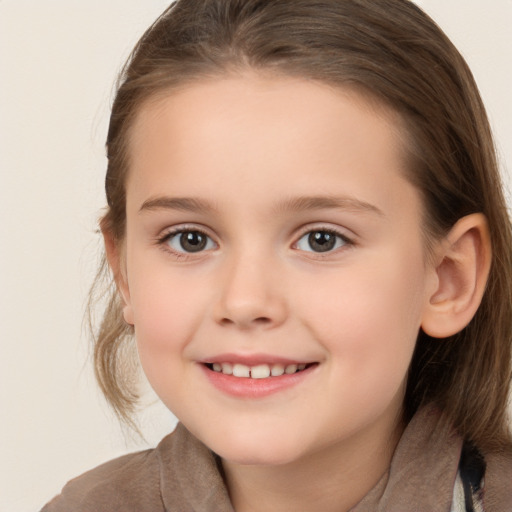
[91,0,512,451]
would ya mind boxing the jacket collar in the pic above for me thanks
[156,405,462,511]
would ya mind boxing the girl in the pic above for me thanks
[42,1,512,510]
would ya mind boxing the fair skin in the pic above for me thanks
[105,73,491,512]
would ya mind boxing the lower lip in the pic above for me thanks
[200,364,317,398]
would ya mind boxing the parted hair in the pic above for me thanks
[91,0,512,452]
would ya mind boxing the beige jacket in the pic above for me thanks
[41,406,512,511]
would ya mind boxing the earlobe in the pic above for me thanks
[101,225,134,326]
[421,213,491,339]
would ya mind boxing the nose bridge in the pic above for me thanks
[215,242,287,329]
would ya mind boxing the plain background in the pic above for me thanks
[0,1,511,511]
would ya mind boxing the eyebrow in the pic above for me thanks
[275,195,384,216]
[138,194,383,216]
[139,196,216,214]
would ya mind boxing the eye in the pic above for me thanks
[295,229,349,253]
[165,230,216,253]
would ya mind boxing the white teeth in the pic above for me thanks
[210,362,309,378]
[271,364,285,376]
[285,364,298,374]
[251,364,271,379]
[232,363,250,378]
[221,363,233,375]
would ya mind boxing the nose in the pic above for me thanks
[213,251,288,330]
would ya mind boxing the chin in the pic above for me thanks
[204,428,307,467]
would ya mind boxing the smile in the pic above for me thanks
[205,362,310,379]
[201,360,318,398]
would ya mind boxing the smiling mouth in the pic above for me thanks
[204,362,316,379]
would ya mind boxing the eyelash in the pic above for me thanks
[156,225,354,259]
[293,227,354,256]
[156,226,216,260]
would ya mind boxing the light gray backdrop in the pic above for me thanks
[0,1,510,511]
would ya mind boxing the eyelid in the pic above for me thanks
[292,224,355,254]
[156,224,218,258]
[294,222,355,241]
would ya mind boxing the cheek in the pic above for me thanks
[129,271,208,403]
[299,253,427,379]
[126,256,212,361]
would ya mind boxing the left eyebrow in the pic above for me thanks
[275,195,384,216]
[138,196,217,214]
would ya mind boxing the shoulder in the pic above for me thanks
[483,447,512,511]
[40,435,172,512]
[40,424,233,512]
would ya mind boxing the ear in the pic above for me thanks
[101,226,134,326]
[421,213,491,338]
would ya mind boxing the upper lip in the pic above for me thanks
[199,353,315,366]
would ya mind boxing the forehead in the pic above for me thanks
[129,73,406,159]
[125,73,418,219]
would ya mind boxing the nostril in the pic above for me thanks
[218,316,272,327]
[254,317,271,324]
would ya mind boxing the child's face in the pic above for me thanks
[119,74,438,466]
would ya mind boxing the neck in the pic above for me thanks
[222,413,404,512]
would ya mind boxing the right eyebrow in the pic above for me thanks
[138,196,216,214]
[275,195,384,217]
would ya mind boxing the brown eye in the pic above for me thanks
[180,232,207,252]
[309,231,336,252]
[296,230,349,253]
[166,230,215,253]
